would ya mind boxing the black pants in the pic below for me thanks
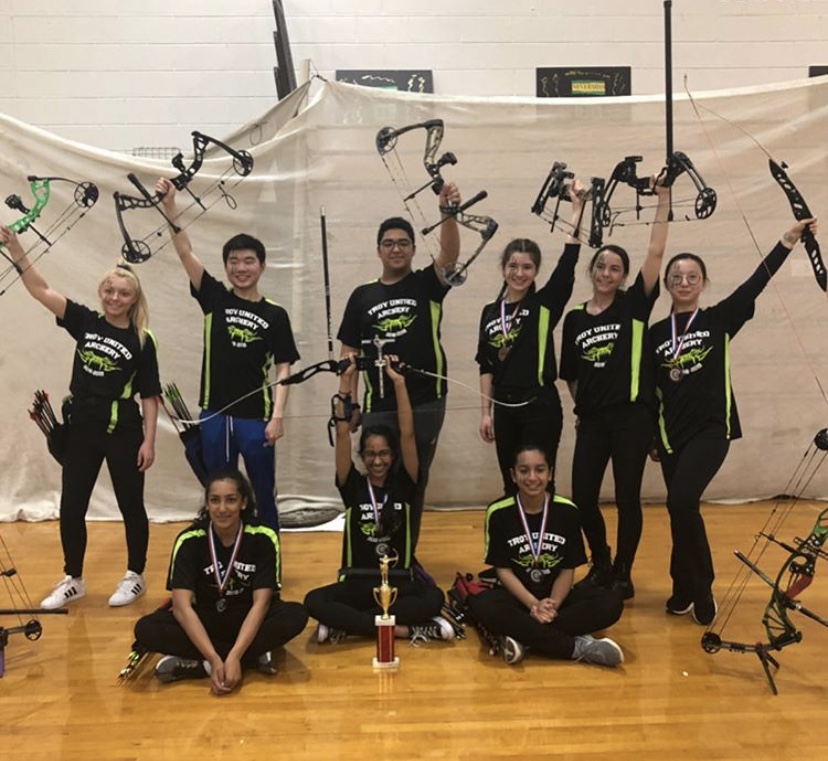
[493,386,563,494]
[659,436,730,602]
[362,397,446,546]
[467,585,623,660]
[134,597,308,664]
[571,403,655,567]
[60,424,148,578]
[304,577,445,638]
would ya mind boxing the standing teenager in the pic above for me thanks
[1,226,160,610]
[651,217,817,625]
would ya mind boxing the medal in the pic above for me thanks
[669,308,699,381]
[496,299,522,362]
[516,493,550,575]
[208,522,244,612]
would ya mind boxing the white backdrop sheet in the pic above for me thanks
[1,77,827,522]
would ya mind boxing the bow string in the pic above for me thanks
[375,118,498,285]
[531,160,606,247]
[114,130,254,264]
[0,175,99,297]
[701,429,828,694]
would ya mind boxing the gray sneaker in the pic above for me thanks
[572,635,624,667]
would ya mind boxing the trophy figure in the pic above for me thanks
[372,553,400,670]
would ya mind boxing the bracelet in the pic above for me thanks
[782,231,798,246]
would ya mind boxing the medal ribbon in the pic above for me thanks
[499,299,522,351]
[515,493,550,567]
[366,481,388,532]
[670,308,699,361]
[208,523,244,597]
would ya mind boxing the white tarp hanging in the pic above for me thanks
[1,76,827,522]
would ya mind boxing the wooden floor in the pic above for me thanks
[2,503,827,760]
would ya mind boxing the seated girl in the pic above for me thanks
[304,356,453,645]
[468,444,624,666]
[133,469,307,694]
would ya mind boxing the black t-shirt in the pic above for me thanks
[168,522,280,631]
[337,264,450,412]
[337,465,416,570]
[484,494,587,599]
[191,271,300,419]
[475,243,580,391]
[560,272,659,417]
[650,242,791,453]
[57,300,161,432]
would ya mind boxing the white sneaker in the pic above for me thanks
[41,575,85,609]
[108,571,146,607]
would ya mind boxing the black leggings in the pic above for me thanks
[467,585,623,659]
[659,436,730,602]
[134,597,308,663]
[60,424,149,578]
[493,386,563,494]
[304,577,445,637]
[571,403,655,567]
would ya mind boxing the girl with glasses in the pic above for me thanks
[650,217,818,627]
[304,355,454,646]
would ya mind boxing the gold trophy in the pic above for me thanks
[372,553,400,670]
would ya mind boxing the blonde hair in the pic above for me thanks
[97,263,150,348]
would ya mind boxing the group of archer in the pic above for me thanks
[0,159,818,688]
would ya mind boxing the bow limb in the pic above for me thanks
[376,119,498,283]
[1,176,98,296]
[532,164,605,247]
[768,159,826,293]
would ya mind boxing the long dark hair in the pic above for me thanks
[495,238,542,301]
[194,468,259,526]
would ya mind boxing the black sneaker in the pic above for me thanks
[155,655,209,683]
[665,594,694,616]
[692,596,718,626]
[409,616,455,646]
[316,623,347,644]
[499,635,526,665]
[256,651,279,675]
[575,562,613,589]
[611,562,635,600]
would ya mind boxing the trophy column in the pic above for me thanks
[372,554,400,670]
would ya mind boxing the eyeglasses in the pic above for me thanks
[379,239,413,251]
[668,273,702,287]
[362,448,393,461]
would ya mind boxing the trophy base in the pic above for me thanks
[372,656,400,671]
[374,614,399,670]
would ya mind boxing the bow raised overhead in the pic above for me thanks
[113,130,254,264]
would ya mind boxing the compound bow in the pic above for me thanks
[531,160,607,248]
[1,532,68,677]
[375,118,498,285]
[113,130,254,264]
[595,151,717,240]
[0,175,99,297]
[701,428,828,694]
